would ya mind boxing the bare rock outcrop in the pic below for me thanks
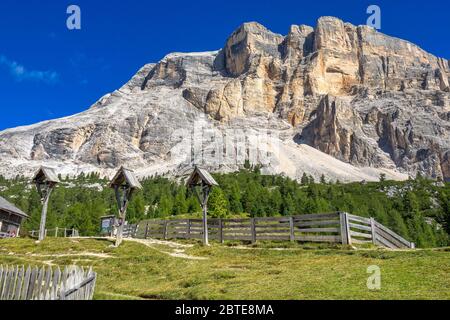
[0,17,448,181]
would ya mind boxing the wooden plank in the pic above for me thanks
[370,218,377,245]
[20,266,31,300]
[2,266,11,300]
[290,217,295,242]
[51,266,61,300]
[5,266,17,300]
[14,266,24,300]
[41,266,52,300]
[350,230,373,239]
[295,220,340,227]
[26,267,38,300]
[0,266,4,291]
[219,219,224,244]
[223,223,251,228]
[223,218,250,223]
[35,266,45,300]
[256,235,291,241]
[8,266,16,300]
[348,222,372,232]
[254,224,290,229]
[373,221,411,248]
[223,235,253,241]
[293,213,340,221]
[297,227,340,233]
[296,235,341,243]
[346,214,371,225]
[375,228,409,249]
[0,266,6,300]
[339,212,349,245]
[375,235,397,249]
[254,217,290,222]
[256,229,291,234]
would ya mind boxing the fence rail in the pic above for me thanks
[0,265,96,300]
[137,212,415,249]
[29,228,79,239]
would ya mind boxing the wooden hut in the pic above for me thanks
[0,196,29,238]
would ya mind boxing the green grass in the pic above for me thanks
[0,238,449,300]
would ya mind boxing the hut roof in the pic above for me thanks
[186,166,219,187]
[32,166,60,184]
[109,167,142,190]
[0,196,29,218]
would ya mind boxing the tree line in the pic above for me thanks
[0,168,448,248]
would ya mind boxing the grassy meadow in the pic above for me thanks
[0,237,449,300]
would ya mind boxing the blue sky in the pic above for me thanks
[0,0,449,130]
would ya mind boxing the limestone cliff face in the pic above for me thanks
[0,17,448,181]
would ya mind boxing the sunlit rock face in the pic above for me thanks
[0,17,449,182]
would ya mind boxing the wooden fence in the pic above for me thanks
[29,228,79,239]
[123,224,138,238]
[137,212,415,249]
[0,265,96,300]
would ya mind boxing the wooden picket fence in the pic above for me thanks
[137,212,415,249]
[0,265,96,300]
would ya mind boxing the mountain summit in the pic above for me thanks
[0,17,449,181]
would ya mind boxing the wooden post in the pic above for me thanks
[187,220,191,239]
[339,212,351,245]
[55,227,58,238]
[202,186,210,246]
[144,222,149,239]
[251,218,256,244]
[289,217,295,242]
[219,218,224,244]
[64,228,67,238]
[163,221,168,240]
[370,218,377,245]
[38,189,53,241]
[72,229,75,238]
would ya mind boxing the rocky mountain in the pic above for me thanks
[0,17,449,182]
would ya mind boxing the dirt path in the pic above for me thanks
[125,238,208,260]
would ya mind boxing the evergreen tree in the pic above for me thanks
[208,187,229,218]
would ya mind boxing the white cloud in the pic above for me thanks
[0,55,60,84]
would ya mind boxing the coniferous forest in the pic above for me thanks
[0,167,449,248]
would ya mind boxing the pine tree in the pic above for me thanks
[208,187,229,218]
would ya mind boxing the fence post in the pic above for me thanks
[64,228,67,238]
[289,217,295,242]
[251,218,256,244]
[370,218,377,245]
[55,227,58,238]
[163,221,168,240]
[339,212,351,245]
[144,222,149,239]
[187,220,191,239]
[219,219,224,244]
